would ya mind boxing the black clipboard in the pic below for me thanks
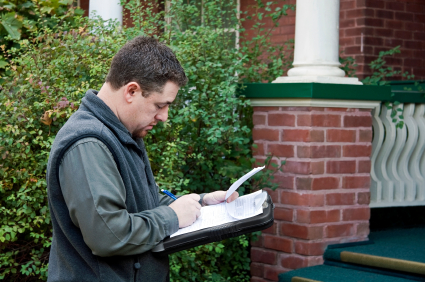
[152,192,274,255]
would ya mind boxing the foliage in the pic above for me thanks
[361,46,415,129]
[339,53,357,78]
[237,1,295,83]
[0,16,127,281]
[383,101,405,129]
[169,235,251,282]
[0,0,292,280]
[341,46,416,129]
[0,0,83,74]
[361,46,414,86]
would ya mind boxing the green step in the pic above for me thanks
[324,227,425,276]
[278,265,416,282]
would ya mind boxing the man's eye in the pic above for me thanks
[156,105,164,109]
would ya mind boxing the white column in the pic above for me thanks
[274,0,361,85]
[89,0,123,25]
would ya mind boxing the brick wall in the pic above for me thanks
[78,1,425,79]
[251,106,372,281]
[240,0,296,47]
[79,0,89,17]
[240,0,425,80]
[339,0,425,80]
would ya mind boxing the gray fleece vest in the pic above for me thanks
[46,90,169,282]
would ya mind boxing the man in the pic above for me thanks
[46,36,238,282]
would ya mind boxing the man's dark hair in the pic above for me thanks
[106,36,187,96]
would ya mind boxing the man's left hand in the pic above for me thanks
[203,191,239,206]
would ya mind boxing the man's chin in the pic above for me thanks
[132,130,149,139]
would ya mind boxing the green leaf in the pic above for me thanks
[40,6,54,14]
[59,0,74,4]
[0,59,8,68]
[0,12,22,40]
[21,2,33,9]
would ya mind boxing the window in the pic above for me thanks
[165,0,240,49]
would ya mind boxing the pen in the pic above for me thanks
[161,189,178,200]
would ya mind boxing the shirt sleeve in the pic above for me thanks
[158,193,176,206]
[59,137,179,257]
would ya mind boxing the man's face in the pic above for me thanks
[123,81,179,139]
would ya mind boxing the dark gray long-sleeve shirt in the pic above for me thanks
[59,137,179,257]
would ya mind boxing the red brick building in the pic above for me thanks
[240,0,425,80]
[80,0,425,80]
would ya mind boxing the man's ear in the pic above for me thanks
[123,82,142,103]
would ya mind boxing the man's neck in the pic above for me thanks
[97,83,120,118]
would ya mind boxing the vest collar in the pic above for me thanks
[80,90,142,151]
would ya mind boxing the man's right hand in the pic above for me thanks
[169,194,201,228]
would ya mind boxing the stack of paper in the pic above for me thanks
[170,167,265,238]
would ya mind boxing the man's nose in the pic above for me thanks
[156,107,168,122]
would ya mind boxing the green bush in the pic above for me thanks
[0,17,126,280]
[0,0,291,280]
[0,0,83,75]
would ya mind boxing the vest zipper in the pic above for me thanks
[133,258,141,282]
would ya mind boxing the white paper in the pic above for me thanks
[170,202,235,237]
[170,191,263,238]
[225,166,265,200]
[225,190,263,219]
[170,166,266,238]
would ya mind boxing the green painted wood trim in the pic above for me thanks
[292,277,322,282]
[238,83,392,101]
[389,80,425,87]
[388,80,425,103]
[340,251,425,276]
[389,92,425,104]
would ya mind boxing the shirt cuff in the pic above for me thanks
[199,193,207,206]
[158,206,180,236]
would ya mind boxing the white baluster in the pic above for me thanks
[419,107,425,202]
[370,105,384,204]
[386,103,405,202]
[374,104,395,204]
[408,104,425,202]
[397,104,417,201]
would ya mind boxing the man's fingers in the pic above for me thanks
[226,191,239,203]
[189,193,201,202]
[193,198,202,210]
[203,191,226,205]
[203,191,240,205]
[193,202,201,210]
[169,194,203,228]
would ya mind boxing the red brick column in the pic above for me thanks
[250,106,372,282]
